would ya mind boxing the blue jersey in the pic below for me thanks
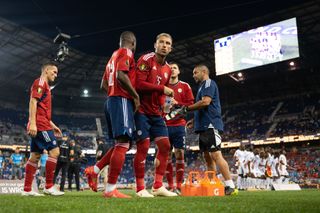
[11,153,23,165]
[40,154,48,167]
[194,79,223,132]
[0,156,4,168]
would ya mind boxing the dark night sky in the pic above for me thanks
[0,0,308,56]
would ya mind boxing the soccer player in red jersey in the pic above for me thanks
[133,33,177,197]
[85,31,139,198]
[22,62,64,196]
[164,62,194,194]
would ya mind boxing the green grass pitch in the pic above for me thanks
[1,189,319,213]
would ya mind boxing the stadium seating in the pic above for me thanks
[0,93,319,186]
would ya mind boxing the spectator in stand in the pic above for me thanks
[10,147,23,180]
[0,150,4,179]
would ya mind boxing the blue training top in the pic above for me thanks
[194,78,224,132]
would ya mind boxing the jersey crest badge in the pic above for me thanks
[139,63,147,71]
[37,87,42,94]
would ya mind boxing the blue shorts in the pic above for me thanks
[30,130,58,153]
[134,112,168,141]
[168,126,186,149]
[104,96,135,140]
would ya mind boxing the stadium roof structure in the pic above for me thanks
[0,0,319,113]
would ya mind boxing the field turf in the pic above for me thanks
[1,189,319,213]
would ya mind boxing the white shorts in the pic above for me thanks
[253,169,263,178]
[237,163,244,175]
[279,169,289,176]
[271,168,277,177]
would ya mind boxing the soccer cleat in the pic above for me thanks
[225,186,239,196]
[136,189,154,198]
[85,166,98,192]
[174,188,181,196]
[151,186,178,197]
[43,186,64,196]
[21,190,44,196]
[43,185,65,196]
[103,189,131,198]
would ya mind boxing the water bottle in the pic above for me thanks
[163,96,172,113]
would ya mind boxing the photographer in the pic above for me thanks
[68,140,82,191]
[53,135,70,192]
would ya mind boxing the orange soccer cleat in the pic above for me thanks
[103,189,131,198]
[84,166,98,192]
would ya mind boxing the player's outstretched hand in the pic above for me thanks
[186,119,194,129]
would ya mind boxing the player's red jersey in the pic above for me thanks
[102,48,135,99]
[136,52,172,116]
[165,81,194,126]
[28,78,52,131]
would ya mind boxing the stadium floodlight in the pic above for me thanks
[229,72,245,83]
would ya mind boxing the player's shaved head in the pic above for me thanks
[120,31,136,43]
[120,31,136,52]
[239,144,245,150]
[41,62,57,73]
[194,64,210,74]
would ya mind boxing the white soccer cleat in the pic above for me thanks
[151,186,178,197]
[136,189,154,198]
[21,190,44,196]
[43,185,65,196]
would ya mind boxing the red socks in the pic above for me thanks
[153,137,170,189]
[107,144,129,184]
[96,147,114,171]
[133,138,150,192]
[45,157,57,189]
[176,158,185,190]
[166,160,174,189]
[23,160,38,192]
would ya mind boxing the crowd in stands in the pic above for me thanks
[287,146,319,184]
[0,148,26,180]
[0,143,318,188]
[0,93,319,187]
[1,93,319,147]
